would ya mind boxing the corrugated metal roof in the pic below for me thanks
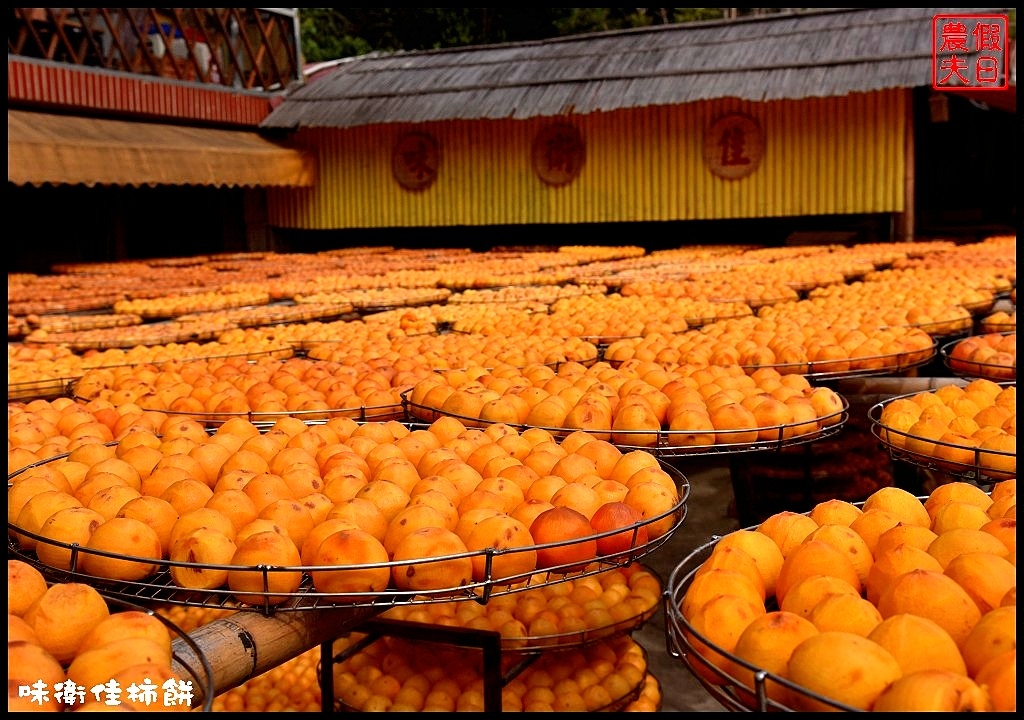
[9,110,316,188]
[263,7,1014,130]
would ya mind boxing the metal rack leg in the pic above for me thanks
[319,617,507,711]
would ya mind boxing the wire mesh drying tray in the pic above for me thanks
[868,384,1015,484]
[402,391,850,459]
[939,332,1016,382]
[665,538,863,712]
[379,563,663,654]
[8,462,689,616]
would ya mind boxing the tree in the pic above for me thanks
[298,8,776,62]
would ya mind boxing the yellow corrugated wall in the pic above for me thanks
[267,89,907,229]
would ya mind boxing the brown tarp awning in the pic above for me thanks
[8,110,316,188]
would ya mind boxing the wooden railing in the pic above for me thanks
[8,8,302,91]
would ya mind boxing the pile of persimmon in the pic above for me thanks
[883,253,1015,296]
[8,404,680,607]
[744,256,860,291]
[604,315,935,375]
[23,316,243,350]
[8,561,195,712]
[406,358,847,448]
[8,343,83,386]
[979,310,1016,334]
[9,313,29,337]
[175,301,355,327]
[8,284,127,317]
[215,312,439,347]
[809,268,1001,323]
[212,312,602,370]
[567,246,750,285]
[877,378,1015,479]
[677,480,1015,711]
[8,336,293,387]
[70,354,415,422]
[295,287,453,309]
[618,275,800,308]
[304,330,601,373]
[946,332,1016,381]
[549,292,753,335]
[24,311,144,335]
[443,293,700,340]
[447,283,609,306]
[820,241,909,268]
[112,289,271,319]
[430,263,581,291]
[761,293,970,339]
[330,628,650,711]
[380,563,661,650]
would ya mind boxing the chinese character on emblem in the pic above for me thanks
[703,113,764,180]
[532,123,585,187]
[392,131,440,191]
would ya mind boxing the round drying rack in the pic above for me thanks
[9,345,295,403]
[664,536,865,712]
[939,331,1016,382]
[867,384,1016,485]
[8,376,82,402]
[601,337,937,383]
[328,629,652,712]
[381,563,664,655]
[402,391,850,460]
[978,318,1016,335]
[299,335,603,371]
[156,401,407,427]
[738,341,937,383]
[8,458,689,617]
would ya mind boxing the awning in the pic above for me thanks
[8,110,316,188]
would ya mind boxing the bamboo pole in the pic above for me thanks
[171,605,380,707]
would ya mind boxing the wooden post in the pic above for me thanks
[897,87,916,241]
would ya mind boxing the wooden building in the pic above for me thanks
[261,7,1016,251]
[7,8,1017,271]
[6,8,313,273]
